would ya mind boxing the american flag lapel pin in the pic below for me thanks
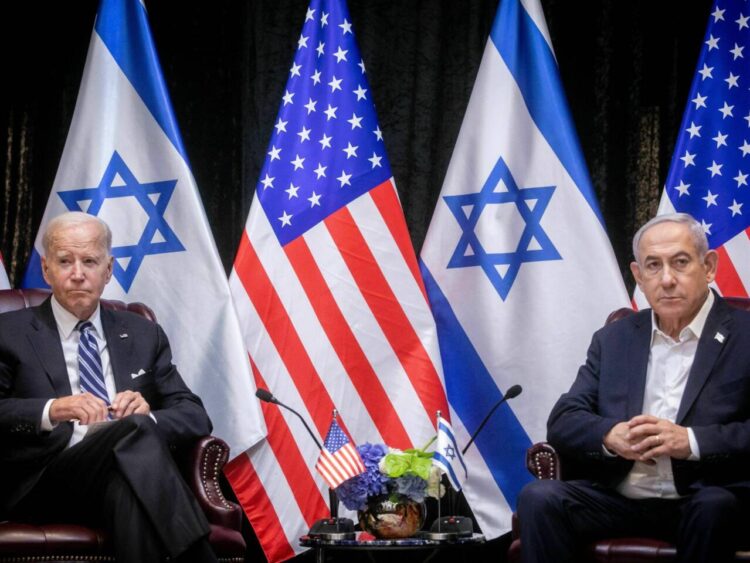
[714,332,725,344]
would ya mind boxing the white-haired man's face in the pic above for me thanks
[41,221,113,320]
[630,221,718,339]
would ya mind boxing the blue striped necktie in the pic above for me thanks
[77,321,110,405]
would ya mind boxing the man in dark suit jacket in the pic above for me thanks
[0,212,218,562]
[517,213,750,563]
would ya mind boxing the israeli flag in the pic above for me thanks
[22,0,264,455]
[433,416,467,492]
[420,0,628,538]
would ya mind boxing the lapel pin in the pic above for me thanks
[119,333,129,339]
[714,332,725,344]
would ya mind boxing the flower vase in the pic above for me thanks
[357,494,426,539]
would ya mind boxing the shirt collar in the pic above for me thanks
[650,290,714,344]
[50,296,104,340]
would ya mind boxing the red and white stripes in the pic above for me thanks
[227,179,448,561]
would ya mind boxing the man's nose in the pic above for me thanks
[660,265,676,286]
[71,262,85,279]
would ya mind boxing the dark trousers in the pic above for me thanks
[517,479,744,563]
[10,415,216,563]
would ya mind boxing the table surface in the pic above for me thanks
[300,532,486,550]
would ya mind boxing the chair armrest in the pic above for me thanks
[183,436,242,531]
[525,442,561,480]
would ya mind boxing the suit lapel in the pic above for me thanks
[676,296,731,423]
[627,312,653,419]
[28,299,72,397]
[101,308,134,392]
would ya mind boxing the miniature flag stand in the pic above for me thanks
[422,411,474,539]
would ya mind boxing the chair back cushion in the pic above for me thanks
[0,289,156,322]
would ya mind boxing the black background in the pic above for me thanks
[1,0,712,294]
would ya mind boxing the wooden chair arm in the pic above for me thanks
[182,435,242,531]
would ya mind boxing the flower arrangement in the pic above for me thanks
[336,442,443,511]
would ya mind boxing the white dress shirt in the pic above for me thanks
[41,297,116,447]
[616,290,713,499]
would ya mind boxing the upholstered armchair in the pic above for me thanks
[508,442,750,562]
[508,299,750,563]
[0,289,246,562]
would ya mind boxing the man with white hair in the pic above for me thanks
[0,212,217,562]
[518,213,750,562]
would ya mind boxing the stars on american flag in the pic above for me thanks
[666,2,750,246]
[255,4,392,245]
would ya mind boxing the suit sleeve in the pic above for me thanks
[144,323,213,448]
[547,330,627,468]
[0,322,54,436]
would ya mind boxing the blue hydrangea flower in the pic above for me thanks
[336,443,389,510]
[335,442,434,510]
[393,474,428,503]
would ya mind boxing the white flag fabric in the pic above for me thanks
[0,253,9,289]
[420,0,629,539]
[433,415,467,492]
[21,0,264,455]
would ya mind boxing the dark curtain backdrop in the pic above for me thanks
[1,0,711,291]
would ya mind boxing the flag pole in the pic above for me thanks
[308,408,355,540]
[329,409,340,520]
[424,410,474,539]
[435,410,443,533]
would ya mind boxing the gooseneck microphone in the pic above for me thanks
[255,388,354,537]
[461,384,522,455]
[255,388,322,449]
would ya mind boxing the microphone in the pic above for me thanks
[254,388,276,404]
[255,388,321,449]
[461,384,522,455]
[255,388,353,538]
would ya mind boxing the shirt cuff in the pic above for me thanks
[149,412,157,424]
[602,444,617,457]
[41,399,57,431]
[687,428,700,460]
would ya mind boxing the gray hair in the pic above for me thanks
[42,212,112,256]
[632,213,708,263]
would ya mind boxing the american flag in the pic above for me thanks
[315,418,365,489]
[640,0,750,303]
[225,0,448,560]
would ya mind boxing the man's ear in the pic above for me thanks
[630,261,643,288]
[41,256,50,286]
[704,250,718,283]
[105,256,114,284]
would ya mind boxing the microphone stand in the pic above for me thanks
[255,389,354,539]
[462,384,522,455]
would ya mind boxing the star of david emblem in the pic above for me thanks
[443,445,456,461]
[444,157,560,300]
[57,151,185,292]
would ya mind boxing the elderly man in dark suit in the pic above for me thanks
[518,213,750,563]
[0,212,217,562]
